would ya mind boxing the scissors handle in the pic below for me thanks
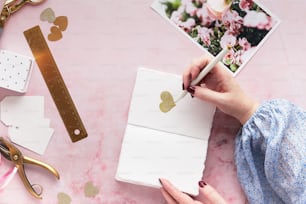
[17,163,44,199]
[14,155,60,199]
[24,156,60,180]
[0,137,60,199]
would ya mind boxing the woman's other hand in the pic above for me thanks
[159,178,227,204]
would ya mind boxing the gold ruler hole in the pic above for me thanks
[74,129,81,136]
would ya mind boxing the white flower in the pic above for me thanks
[243,10,271,30]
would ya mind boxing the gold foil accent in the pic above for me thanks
[159,91,176,113]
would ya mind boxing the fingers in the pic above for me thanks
[193,85,225,106]
[161,188,177,204]
[198,181,227,204]
[159,178,194,204]
[183,56,209,89]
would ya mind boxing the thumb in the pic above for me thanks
[198,181,227,204]
[194,86,225,106]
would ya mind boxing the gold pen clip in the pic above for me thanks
[0,137,60,199]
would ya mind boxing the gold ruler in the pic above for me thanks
[23,25,87,143]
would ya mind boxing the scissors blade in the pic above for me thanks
[4,0,15,6]
[0,143,11,160]
[0,27,3,37]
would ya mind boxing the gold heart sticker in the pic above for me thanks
[84,181,99,198]
[57,192,71,204]
[54,16,68,31]
[40,8,56,23]
[48,26,63,41]
[159,91,176,113]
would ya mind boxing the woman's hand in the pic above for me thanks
[159,178,227,204]
[183,55,258,124]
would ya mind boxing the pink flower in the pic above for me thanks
[180,18,196,32]
[170,7,184,25]
[233,50,243,66]
[224,49,244,66]
[239,0,254,10]
[220,31,237,49]
[223,49,235,65]
[238,37,251,50]
[181,0,198,16]
[197,27,213,46]
[196,6,214,26]
[222,10,243,35]
[243,10,272,30]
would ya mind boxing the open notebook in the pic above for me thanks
[116,68,216,195]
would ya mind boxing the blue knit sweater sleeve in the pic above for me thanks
[235,99,306,204]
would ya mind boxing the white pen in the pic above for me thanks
[175,46,231,103]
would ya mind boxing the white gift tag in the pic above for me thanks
[8,126,54,155]
[0,50,33,93]
[0,96,54,155]
[0,96,44,126]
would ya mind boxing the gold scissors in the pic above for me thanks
[0,137,60,199]
[0,0,45,36]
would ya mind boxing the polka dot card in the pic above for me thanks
[0,50,33,93]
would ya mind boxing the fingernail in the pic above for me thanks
[182,83,185,90]
[198,181,207,188]
[187,86,195,95]
[159,178,163,185]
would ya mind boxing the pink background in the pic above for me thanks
[0,0,305,203]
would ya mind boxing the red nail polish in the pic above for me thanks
[187,86,195,95]
[198,181,207,188]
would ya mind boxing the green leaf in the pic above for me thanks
[226,0,232,5]
[162,0,182,17]
[230,64,238,72]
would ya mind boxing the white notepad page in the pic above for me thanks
[116,68,216,195]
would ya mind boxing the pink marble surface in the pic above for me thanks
[0,0,306,203]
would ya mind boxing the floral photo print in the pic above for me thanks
[151,0,280,75]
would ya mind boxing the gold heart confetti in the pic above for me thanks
[40,8,56,23]
[48,26,63,41]
[57,192,71,204]
[159,91,176,113]
[84,181,99,198]
[54,16,68,31]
